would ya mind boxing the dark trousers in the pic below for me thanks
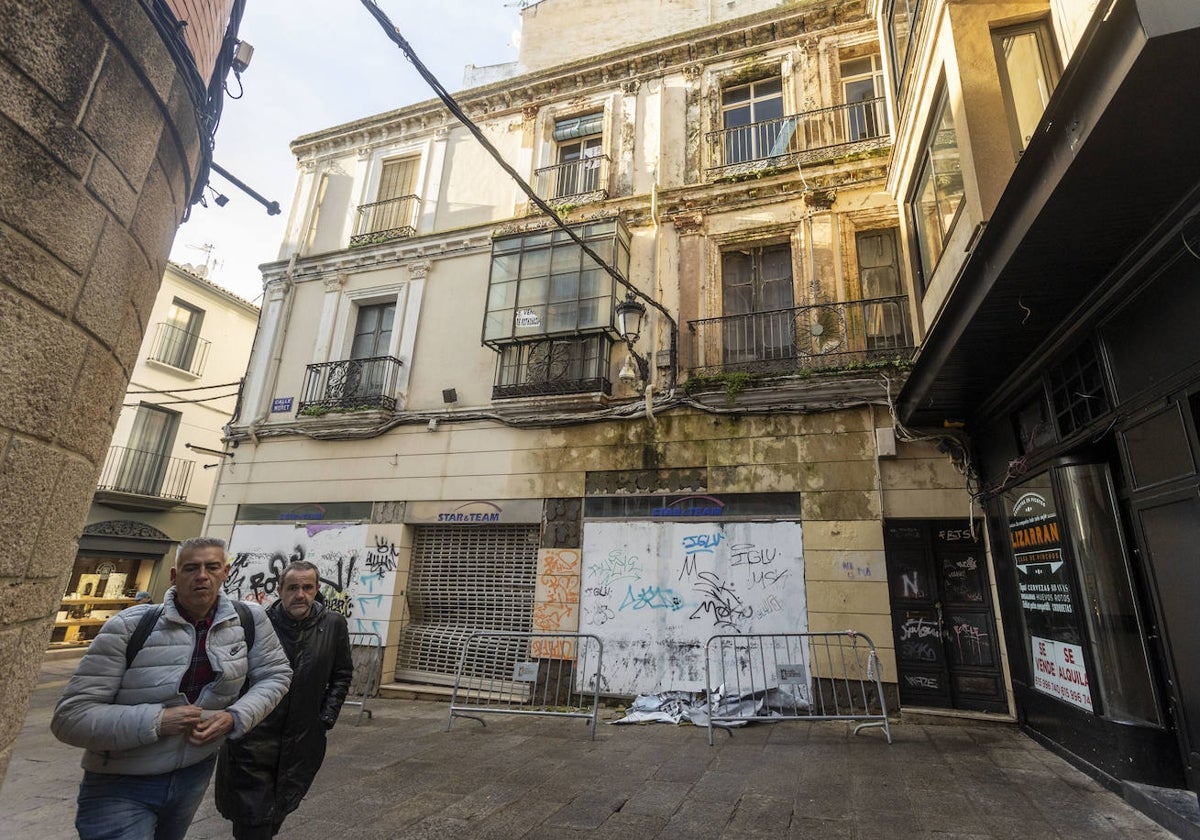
[232,820,281,840]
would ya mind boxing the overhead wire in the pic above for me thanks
[357,0,679,387]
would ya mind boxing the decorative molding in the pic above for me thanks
[620,79,641,96]
[683,64,703,81]
[671,212,705,235]
[522,104,540,122]
[322,273,348,293]
[407,260,431,281]
[83,520,172,540]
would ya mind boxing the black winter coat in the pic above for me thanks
[215,599,354,826]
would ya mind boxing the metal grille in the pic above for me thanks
[395,525,539,682]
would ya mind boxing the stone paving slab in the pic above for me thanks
[0,657,1182,839]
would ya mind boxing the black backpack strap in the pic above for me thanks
[125,605,164,669]
[231,599,256,652]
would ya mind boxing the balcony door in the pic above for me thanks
[721,77,785,164]
[721,243,795,368]
[841,55,885,141]
[345,302,396,401]
[116,405,179,496]
[162,299,204,371]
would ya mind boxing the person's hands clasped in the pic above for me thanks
[187,710,234,746]
[158,705,203,736]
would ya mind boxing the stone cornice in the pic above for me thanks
[290,1,869,161]
[260,231,495,284]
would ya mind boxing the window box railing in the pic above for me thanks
[492,336,613,400]
[707,97,890,177]
[686,295,915,377]
[97,446,194,501]
[298,356,403,413]
[534,155,611,204]
[349,195,421,247]
[146,322,210,376]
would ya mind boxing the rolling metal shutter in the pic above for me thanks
[394,524,539,682]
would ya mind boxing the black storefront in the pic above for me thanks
[898,0,1200,803]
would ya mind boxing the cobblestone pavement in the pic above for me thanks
[0,655,1179,839]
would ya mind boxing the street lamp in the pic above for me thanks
[615,292,650,385]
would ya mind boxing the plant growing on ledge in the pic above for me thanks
[683,371,757,403]
[297,404,382,417]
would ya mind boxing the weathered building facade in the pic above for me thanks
[52,263,258,649]
[210,0,995,712]
[875,0,1200,811]
[0,0,245,781]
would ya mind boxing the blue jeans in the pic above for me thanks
[75,756,216,840]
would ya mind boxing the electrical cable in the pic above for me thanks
[123,391,240,408]
[125,381,243,395]
[358,0,679,388]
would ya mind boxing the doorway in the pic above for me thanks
[885,519,1008,712]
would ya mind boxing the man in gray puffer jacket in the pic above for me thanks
[52,537,292,840]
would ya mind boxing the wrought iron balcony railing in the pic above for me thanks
[687,295,915,377]
[707,97,890,178]
[298,355,403,413]
[97,446,194,501]
[146,322,210,376]
[349,195,420,247]
[534,155,611,204]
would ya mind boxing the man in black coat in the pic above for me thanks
[215,560,354,839]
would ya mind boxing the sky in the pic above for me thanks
[168,0,524,303]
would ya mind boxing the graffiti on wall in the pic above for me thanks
[225,523,403,636]
[580,521,806,695]
[532,548,581,658]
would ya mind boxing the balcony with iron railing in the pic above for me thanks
[146,322,210,376]
[707,97,891,179]
[534,155,611,204]
[97,445,194,502]
[687,295,915,378]
[298,355,403,414]
[349,194,421,247]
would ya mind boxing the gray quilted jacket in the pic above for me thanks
[51,589,292,775]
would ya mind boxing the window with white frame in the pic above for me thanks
[351,155,421,247]
[841,55,887,142]
[910,91,965,289]
[114,404,181,497]
[885,0,924,103]
[993,19,1060,157]
[148,298,207,374]
[299,295,404,414]
[720,77,787,166]
[538,113,607,202]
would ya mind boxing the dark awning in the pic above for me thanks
[899,0,1200,427]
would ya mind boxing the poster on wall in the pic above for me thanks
[579,520,805,695]
[1030,636,1093,712]
[1008,485,1092,712]
[225,522,404,637]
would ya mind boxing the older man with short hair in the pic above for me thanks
[215,560,354,839]
[52,536,292,840]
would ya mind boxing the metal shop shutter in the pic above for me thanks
[394,524,539,682]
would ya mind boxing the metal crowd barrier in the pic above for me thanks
[344,632,383,726]
[446,631,605,740]
[705,630,892,745]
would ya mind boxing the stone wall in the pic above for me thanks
[0,0,211,781]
